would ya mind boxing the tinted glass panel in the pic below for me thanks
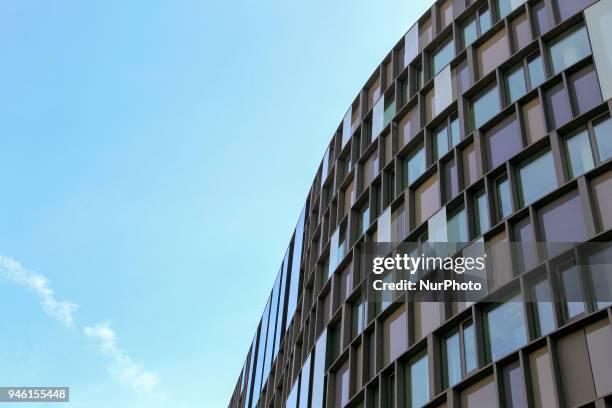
[409,354,429,408]
[444,159,459,201]
[548,25,591,75]
[512,13,531,51]
[569,65,602,114]
[506,65,526,104]
[472,85,500,130]
[528,55,545,89]
[497,177,512,219]
[594,116,612,161]
[415,174,440,225]
[523,97,546,144]
[463,17,477,48]
[533,278,555,336]
[486,295,527,361]
[444,331,461,388]
[557,0,597,21]
[383,305,408,366]
[538,191,588,257]
[518,150,557,206]
[533,1,551,36]
[433,39,455,76]
[591,171,612,231]
[475,191,490,236]
[485,114,522,169]
[479,7,492,33]
[503,360,527,408]
[545,82,572,131]
[464,320,477,373]
[405,145,426,186]
[565,128,594,178]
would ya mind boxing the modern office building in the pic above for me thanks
[228,0,612,406]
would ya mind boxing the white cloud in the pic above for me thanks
[0,255,160,393]
[0,255,78,326]
[84,322,159,392]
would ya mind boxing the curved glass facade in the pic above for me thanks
[229,0,612,407]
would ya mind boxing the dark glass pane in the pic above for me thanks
[383,305,408,366]
[447,206,468,242]
[594,116,612,161]
[456,59,471,95]
[514,217,538,273]
[569,65,602,114]
[485,114,522,169]
[545,82,572,131]
[518,150,557,206]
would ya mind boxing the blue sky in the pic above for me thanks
[0,1,429,406]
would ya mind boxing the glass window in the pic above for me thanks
[497,0,512,18]
[548,25,591,75]
[415,173,440,225]
[538,191,589,257]
[514,217,538,273]
[503,360,528,408]
[485,114,522,169]
[463,143,478,186]
[455,59,471,95]
[443,331,461,388]
[533,1,551,36]
[383,305,408,366]
[463,17,478,48]
[425,87,435,123]
[435,124,449,160]
[358,204,370,237]
[523,97,546,144]
[447,207,468,243]
[450,114,460,146]
[477,28,510,78]
[432,38,455,77]
[533,278,555,336]
[471,85,500,130]
[545,82,573,131]
[561,263,586,318]
[463,320,477,373]
[334,360,350,408]
[479,7,492,34]
[496,176,512,219]
[594,116,612,161]
[506,64,527,104]
[419,17,433,49]
[569,64,602,114]
[384,98,396,128]
[564,128,594,178]
[440,0,454,29]
[485,295,528,361]
[518,150,557,206]
[528,54,545,89]
[474,190,490,236]
[299,355,312,408]
[407,353,429,408]
[351,297,365,338]
[557,0,598,21]
[444,159,459,201]
[404,144,426,186]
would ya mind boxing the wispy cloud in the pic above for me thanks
[0,255,78,326]
[0,254,159,393]
[84,322,159,392]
